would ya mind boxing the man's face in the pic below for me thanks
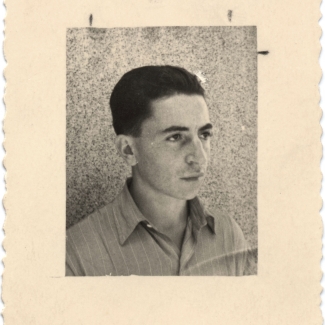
[132,94,213,200]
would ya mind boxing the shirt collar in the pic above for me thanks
[112,179,147,246]
[188,197,216,234]
[112,178,216,246]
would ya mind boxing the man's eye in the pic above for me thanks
[167,134,182,142]
[200,131,213,140]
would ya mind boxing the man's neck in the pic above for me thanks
[128,176,188,234]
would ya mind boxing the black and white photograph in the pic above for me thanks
[65,26,258,276]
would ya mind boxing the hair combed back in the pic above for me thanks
[109,65,205,136]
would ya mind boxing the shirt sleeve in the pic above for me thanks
[243,247,258,275]
[229,216,257,276]
[65,229,86,276]
[65,243,80,276]
[65,259,75,276]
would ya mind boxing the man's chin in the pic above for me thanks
[154,179,203,201]
[176,180,204,199]
[173,188,201,201]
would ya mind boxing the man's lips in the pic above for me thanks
[180,173,205,181]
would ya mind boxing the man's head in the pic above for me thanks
[110,66,213,200]
[110,65,205,137]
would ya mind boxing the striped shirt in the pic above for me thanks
[66,180,253,276]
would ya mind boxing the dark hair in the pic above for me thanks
[109,65,205,136]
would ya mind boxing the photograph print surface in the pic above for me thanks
[66,26,257,276]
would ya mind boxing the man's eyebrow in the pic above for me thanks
[198,123,213,132]
[162,126,189,133]
[161,123,213,133]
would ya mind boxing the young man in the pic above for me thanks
[66,65,254,276]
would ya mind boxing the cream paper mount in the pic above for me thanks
[3,0,322,324]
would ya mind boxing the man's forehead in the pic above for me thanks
[147,94,210,130]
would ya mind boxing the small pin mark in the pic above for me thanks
[227,10,233,22]
[257,51,269,55]
[89,14,93,27]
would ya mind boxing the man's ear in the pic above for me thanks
[114,135,138,166]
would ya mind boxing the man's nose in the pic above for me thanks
[185,139,207,168]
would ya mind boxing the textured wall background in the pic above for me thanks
[66,26,257,250]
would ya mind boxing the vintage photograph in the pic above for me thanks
[4,0,321,322]
[65,26,258,276]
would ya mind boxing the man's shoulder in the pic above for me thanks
[207,206,258,275]
[66,202,116,244]
[66,201,120,276]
